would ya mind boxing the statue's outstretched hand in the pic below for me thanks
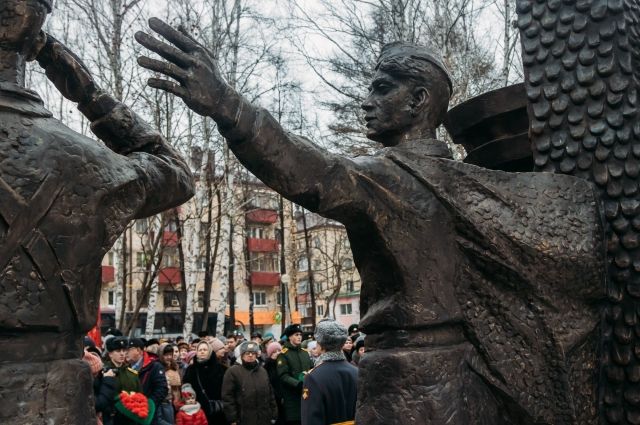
[136,18,227,117]
[35,33,98,104]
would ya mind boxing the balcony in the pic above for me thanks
[247,238,278,252]
[250,272,280,287]
[102,265,114,283]
[162,231,178,247]
[246,209,278,224]
[159,267,181,285]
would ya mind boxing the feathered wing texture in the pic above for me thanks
[518,0,640,423]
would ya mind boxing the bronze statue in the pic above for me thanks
[517,1,640,424]
[0,1,194,423]
[136,17,606,425]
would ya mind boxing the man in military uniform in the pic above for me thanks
[301,320,357,425]
[277,324,313,425]
[0,2,193,423]
[102,337,142,425]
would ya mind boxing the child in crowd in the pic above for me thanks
[175,384,208,425]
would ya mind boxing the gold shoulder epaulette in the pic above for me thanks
[302,348,309,352]
[127,367,138,375]
[281,347,289,354]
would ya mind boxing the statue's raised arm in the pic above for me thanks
[135,18,370,218]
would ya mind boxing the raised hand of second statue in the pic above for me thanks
[136,18,229,118]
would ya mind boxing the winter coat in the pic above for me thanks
[184,355,228,424]
[94,373,118,415]
[175,403,208,425]
[276,342,313,421]
[222,362,278,425]
[263,359,285,425]
[102,360,142,425]
[137,352,169,425]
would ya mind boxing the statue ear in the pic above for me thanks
[25,31,48,62]
[411,86,429,117]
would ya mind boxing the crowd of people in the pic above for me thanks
[82,321,364,425]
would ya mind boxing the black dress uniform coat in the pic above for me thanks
[301,359,357,425]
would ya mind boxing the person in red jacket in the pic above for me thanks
[176,384,208,425]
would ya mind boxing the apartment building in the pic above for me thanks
[292,210,362,330]
[99,181,301,338]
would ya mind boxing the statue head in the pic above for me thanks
[0,0,51,60]
[362,42,452,146]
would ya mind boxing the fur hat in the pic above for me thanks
[105,336,128,352]
[284,324,303,338]
[314,319,348,352]
[239,341,260,356]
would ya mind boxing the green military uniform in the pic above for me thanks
[103,359,142,393]
[102,359,142,425]
[277,341,313,422]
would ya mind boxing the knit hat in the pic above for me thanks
[314,319,348,352]
[239,341,261,356]
[354,334,365,351]
[284,324,303,337]
[266,341,282,358]
[181,383,196,400]
[209,338,225,353]
[83,350,103,376]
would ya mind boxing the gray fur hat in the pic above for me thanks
[314,319,348,352]
[239,341,261,356]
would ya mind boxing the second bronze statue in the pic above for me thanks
[136,17,606,425]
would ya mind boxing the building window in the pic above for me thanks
[197,291,205,308]
[313,236,322,249]
[163,291,181,308]
[297,256,308,271]
[297,279,309,294]
[164,220,178,232]
[317,304,324,316]
[252,291,267,306]
[108,290,115,306]
[136,252,150,267]
[341,258,354,269]
[345,280,355,292]
[276,290,284,305]
[339,303,353,315]
[135,219,149,233]
[314,281,323,294]
[105,251,114,266]
[162,247,179,267]
[313,259,322,270]
[249,252,278,272]
[248,226,267,239]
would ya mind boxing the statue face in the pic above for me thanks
[0,0,47,55]
[362,69,416,146]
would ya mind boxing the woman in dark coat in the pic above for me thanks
[263,342,285,425]
[222,341,277,425]
[183,341,228,425]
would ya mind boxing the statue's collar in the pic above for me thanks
[382,138,453,159]
[0,82,53,118]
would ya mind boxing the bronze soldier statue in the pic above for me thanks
[136,18,606,425]
[0,1,193,423]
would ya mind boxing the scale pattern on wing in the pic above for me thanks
[518,0,640,423]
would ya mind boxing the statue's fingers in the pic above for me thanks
[135,31,194,68]
[148,17,200,53]
[138,56,189,82]
[148,78,189,99]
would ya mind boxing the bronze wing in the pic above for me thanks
[518,0,640,423]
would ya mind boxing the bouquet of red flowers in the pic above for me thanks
[115,391,156,425]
